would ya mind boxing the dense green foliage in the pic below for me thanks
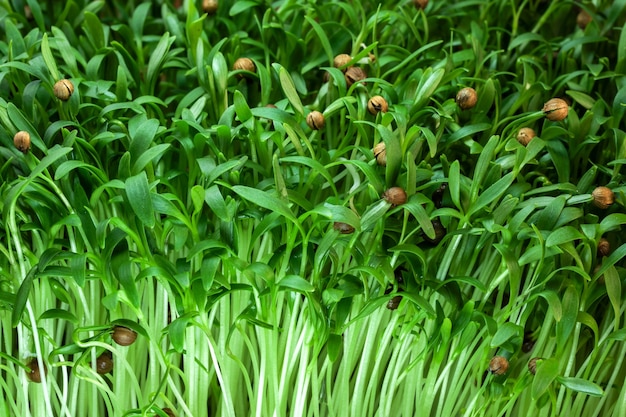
[1,0,626,416]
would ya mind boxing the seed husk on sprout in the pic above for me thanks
[516,127,536,146]
[95,352,113,374]
[386,295,402,310]
[345,67,366,87]
[577,9,592,29]
[383,187,407,206]
[367,96,389,115]
[233,58,255,73]
[112,326,138,346]
[333,54,352,70]
[373,142,387,166]
[14,131,31,153]
[202,0,218,13]
[53,79,74,101]
[414,0,429,9]
[489,356,509,375]
[456,87,477,110]
[528,357,542,375]
[333,222,354,234]
[592,186,614,209]
[26,358,46,383]
[597,238,610,257]
[306,111,325,130]
[542,98,569,121]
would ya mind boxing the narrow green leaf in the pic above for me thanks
[604,265,621,329]
[276,65,304,116]
[556,376,603,397]
[545,226,583,247]
[125,172,155,228]
[449,160,462,211]
[146,33,174,92]
[11,266,38,326]
[132,144,170,174]
[491,322,524,348]
[232,185,299,226]
[470,135,499,202]
[278,275,315,293]
[41,33,60,81]
[84,11,105,50]
[467,172,514,217]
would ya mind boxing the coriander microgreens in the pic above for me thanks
[0,0,625,416]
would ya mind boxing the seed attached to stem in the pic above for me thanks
[528,357,541,375]
[202,0,218,13]
[456,87,477,110]
[95,352,113,374]
[112,326,138,346]
[597,238,610,257]
[414,0,429,9]
[383,187,407,206]
[345,67,366,87]
[367,95,389,115]
[423,219,446,245]
[386,295,403,310]
[489,355,509,375]
[333,222,355,234]
[373,142,387,166]
[306,111,325,130]
[577,9,592,29]
[26,358,46,383]
[14,131,31,153]
[542,98,569,121]
[592,186,614,209]
[333,54,352,70]
[53,79,74,101]
[516,127,536,146]
[233,58,255,73]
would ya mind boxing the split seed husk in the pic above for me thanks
[333,222,355,234]
[306,111,325,130]
[597,238,610,257]
[373,142,387,166]
[542,98,569,121]
[367,95,389,115]
[53,79,74,101]
[345,67,366,87]
[528,357,542,375]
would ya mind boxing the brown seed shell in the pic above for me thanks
[577,10,592,29]
[386,295,403,310]
[542,98,569,121]
[14,131,31,153]
[528,357,541,375]
[95,353,113,374]
[333,54,352,70]
[53,79,74,101]
[516,127,536,146]
[306,111,325,130]
[345,67,366,87]
[112,326,138,346]
[233,58,255,73]
[367,96,389,115]
[489,355,509,376]
[423,219,446,245]
[26,358,47,383]
[592,186,614,209]
[373,142,387,166]
[383,187,407,206]
[162,408,176,417]
[456,87,477,110]
[414,0,429,9]
[333,222,355,234]
[202,0,218,13]
[597,238,610,257]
